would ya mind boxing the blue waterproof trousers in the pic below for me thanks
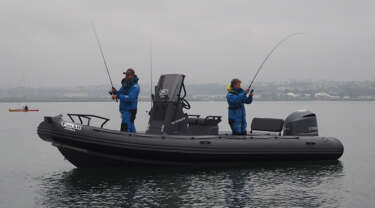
[120,109,137,133]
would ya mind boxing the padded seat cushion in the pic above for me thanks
[251,117,284,132]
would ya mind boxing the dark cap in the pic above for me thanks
[123,68,135,75]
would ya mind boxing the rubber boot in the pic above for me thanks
[120,123,128,132]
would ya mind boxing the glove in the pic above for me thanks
[109,87,117,95]
[249,89,254,97]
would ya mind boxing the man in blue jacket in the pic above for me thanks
[112,68,140,132]
[226,78,254,135]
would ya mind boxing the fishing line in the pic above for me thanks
[248,33,303,89]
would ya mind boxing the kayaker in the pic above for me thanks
[226,78,254,135]
[111,68,140,132]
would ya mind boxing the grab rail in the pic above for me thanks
[67,114,110,128]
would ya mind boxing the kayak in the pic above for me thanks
[9,109,39,112]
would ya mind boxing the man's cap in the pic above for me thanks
[123,68,135,75]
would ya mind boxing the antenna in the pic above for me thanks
[150,39,153,108]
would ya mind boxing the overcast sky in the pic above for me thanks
[1,0,374,88]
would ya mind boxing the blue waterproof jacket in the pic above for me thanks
[226,85,253,134]
[116,76,140,112]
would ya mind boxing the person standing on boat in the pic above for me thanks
[111,68,140,132]
[226,78,254,135]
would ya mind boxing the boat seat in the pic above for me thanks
[186,115,222,135]
[250,117,284,135]
[187,115,221,126]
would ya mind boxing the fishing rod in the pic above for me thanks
[91,22,117,102]
[248,33,303,90]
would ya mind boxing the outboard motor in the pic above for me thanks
[283,110,319,136]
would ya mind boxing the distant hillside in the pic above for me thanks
[1,80,375,102]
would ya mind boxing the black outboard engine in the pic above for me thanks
[283,110,319,136]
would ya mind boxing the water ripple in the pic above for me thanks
[36,161,344,208]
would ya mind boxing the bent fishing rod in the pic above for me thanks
[91,22,117,102]
[248,33,303,90]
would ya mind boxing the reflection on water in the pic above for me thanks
[37,161,344,208]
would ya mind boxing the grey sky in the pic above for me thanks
[1,0,374,88]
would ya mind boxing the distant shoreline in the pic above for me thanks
[2,80,375,102]
[1,97,375,103]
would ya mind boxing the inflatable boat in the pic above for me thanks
[37,74,344,168]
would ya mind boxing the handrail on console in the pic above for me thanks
[67,114,110,128]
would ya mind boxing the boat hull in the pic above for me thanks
[55,143,342,168]
[37,116,344,168]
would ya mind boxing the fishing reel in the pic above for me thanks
[108,87,118,102]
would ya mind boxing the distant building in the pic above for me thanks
[314,92,340,100]
[286,92,299,97]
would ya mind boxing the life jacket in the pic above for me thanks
[117,76,140,112]
[120,76,139,93]
[226,84,245,110]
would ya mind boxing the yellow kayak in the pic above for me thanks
[9,109,40,112]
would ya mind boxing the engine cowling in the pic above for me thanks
[283,110,319,136]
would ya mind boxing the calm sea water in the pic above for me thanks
[0,101,374,207]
